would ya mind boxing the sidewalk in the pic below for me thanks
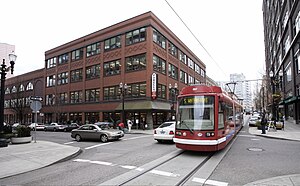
[245,120,300,186]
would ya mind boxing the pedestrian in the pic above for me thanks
[118,122,125,131]
[261,110,267,134]
[127,119,133,132]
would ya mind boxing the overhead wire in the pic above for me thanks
[164,0,227,78]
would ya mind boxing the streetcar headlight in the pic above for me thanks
[206,132,215,137]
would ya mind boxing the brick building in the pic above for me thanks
[4,11,206,129]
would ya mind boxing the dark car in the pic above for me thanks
[71,124,124,142]
[62,123,80,132]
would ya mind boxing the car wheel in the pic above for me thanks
[75,134,81,142]
[64,128,67,132]
[53,128,56,132]
[44,128,47,131]
[100,134,108,143]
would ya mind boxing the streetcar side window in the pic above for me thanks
[218,102,224,129]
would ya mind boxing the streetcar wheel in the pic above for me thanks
[100,135,108,143]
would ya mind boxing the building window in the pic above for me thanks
[57,72,69,85]
[19,84,25,92]
[46,57,56,69]
[26,82,34,91]
[86,64,100,79]
[189,75,194,84]
[200,68,205,77]
[126,82,146,98]
[285,62,292,82]
[296,11,300,34]
[179,50,187,64]
[70,91,83,103]
[188,58,194,69]
[168,63,178,80]
[70,69,83,83]
[86,42,100,57]
[46,75,56,87]
[85,88,100,102]
[58,53,69,65]
[180,70,188,84]
[168,42,178,57]
[297,54,300,74]
[126,27,146,45]
[195,64,200,74]
[153,55,166,74]
[153,29,166,49]
[126,53,146,72]
[104,36,121,51]
[46,94,55,105]
[59,92,68,104]
[157,84,166,99]
[104,60,121,76]
[5,88,10,94]
[284,36,290,55]
[103,86,119,101]
[71,48,84,61]
[11,86,17,93]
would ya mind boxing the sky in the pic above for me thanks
[0,0,265,83]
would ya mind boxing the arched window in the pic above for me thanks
[12,86,17,93]
[19,84,25,92]
[26,82,34,90]
[5,88,10,94]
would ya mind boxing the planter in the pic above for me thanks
[10,136,32,144]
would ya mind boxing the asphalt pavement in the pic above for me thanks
[0,123,300,185]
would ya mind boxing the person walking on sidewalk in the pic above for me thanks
[127,119,133,132]
[261,110,267,134]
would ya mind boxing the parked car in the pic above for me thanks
[153,121,176,143]
[249,116,260,127]
[29,123,45,131]
[71,124,124,142]
[44,123,64,131]
[62,123,80,132]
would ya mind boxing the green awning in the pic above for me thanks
[115,100,171,111]
[284,96,298,104]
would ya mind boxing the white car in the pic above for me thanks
[249,116,260,127]
[153,121,176,143]
[29,123,45,130]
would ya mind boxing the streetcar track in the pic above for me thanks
[118,150,185,186]
[117,151,214,186]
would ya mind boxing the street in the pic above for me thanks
[1,118,300,185]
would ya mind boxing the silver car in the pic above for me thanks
[71,124,124,142]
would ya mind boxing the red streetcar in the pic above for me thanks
[173,85,243,151]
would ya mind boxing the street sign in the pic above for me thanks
[30,101,42,112]
[30,96,43,102]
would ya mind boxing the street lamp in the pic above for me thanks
[119,82,128,125]
[169,83,178,121]
[0,53,17,147]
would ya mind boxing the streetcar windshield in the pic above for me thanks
[177,95,215,131]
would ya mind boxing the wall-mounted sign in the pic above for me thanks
[151,73,157,99]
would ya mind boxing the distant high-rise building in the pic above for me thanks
[0,43,15,78]
[228,73,252,110]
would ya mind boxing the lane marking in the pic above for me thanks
[122,135,150,141]
[64,142,74,145]
[149,170,180,177]
[192,177,228,186]
[74,159,115,166]
[85,142,113,150]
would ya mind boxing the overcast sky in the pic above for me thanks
[0,0,265,83]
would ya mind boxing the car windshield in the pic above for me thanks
[177,95,215,131]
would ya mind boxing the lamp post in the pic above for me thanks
[119,82,128,125]
[269,71,275,120]
[0,53,17,147]
[169,83,178,121]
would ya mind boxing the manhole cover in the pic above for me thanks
[247,147,264,152]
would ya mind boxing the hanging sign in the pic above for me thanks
[151,73,157,99]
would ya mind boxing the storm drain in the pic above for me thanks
[247,147,264,152]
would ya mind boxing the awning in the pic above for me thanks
[281,96,300,105]
[115,100,171,111]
